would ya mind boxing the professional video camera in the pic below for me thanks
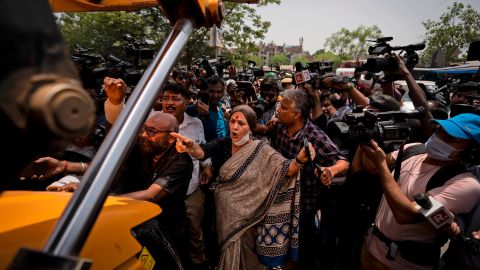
[104,54,143,87]
[365,37,425,73]
[237,60,264,82]
[71,43,147,90]
[331,108,425,152]
[122,34,154,66]
[197,56,232,78]
[293,61,333,88]
[71,45,108,89]
[307,61,333,75]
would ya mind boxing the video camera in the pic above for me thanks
[307,61,333,75]
[71,45,108,89]
[196,56,233,79]
[122,34,154,65]
[365,37,425,73]
[237,60,264,82]
[294,61,333,88]
[71,44,145,91]
[331,109,425,152]
[104,54,143,87]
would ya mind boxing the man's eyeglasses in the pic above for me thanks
[142,127,172,137]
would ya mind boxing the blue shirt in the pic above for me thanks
[187,102,228,142]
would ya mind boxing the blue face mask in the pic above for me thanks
[425,133,463,161]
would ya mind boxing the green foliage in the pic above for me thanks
[221,2,275,64]
[58,1,279,66]
[248,55,263,67]
[292,55,308,65]
[421,2,480,65]
[271,54,289,65]
[58,11,151,57]
[324,25,382,60]
[314,51,342,68]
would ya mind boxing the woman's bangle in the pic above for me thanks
[295,156,307,165]
[63,160,68,174]
[80,162,86,174]
[293,158,304,169]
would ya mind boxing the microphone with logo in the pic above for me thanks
[413,193,454,229]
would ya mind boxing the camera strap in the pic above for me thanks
[425,164,467,192]
[394,143,426,181]
[394,143,467,190]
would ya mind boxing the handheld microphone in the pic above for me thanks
[413,193,454,229]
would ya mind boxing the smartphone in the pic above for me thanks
[18,162,46,178]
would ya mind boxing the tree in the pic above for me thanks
[58,11,152,58]
[271,53,289,65]
[292,55,308,65]
[324,25,382,60]
[314,51,342,68]
[422,2,480,65]
[249,55,264,67]
[58,1,280,66]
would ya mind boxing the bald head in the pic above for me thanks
[147,112,179,132]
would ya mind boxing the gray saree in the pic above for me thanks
[215,140,300,270]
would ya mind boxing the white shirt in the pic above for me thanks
[177,113,211,195]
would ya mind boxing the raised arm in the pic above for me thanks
[170,132,206,160]
[324,76,369,107]
[393,54,435,136]
[103,77,128,129]
[361,140,423,224]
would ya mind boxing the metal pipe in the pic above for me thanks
[43,18,195,256]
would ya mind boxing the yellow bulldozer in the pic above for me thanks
[0,0,253,269]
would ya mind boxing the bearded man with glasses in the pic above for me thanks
[103,77,194,268]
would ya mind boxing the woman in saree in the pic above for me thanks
[170,105,315,270]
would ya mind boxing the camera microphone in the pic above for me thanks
[413,192,454,229]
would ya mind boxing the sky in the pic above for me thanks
[255,0,480,54]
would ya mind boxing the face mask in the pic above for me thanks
[233,131,250,147]
[425,133,463,161]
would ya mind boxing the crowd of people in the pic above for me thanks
[15,53,480,270]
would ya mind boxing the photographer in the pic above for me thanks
[451,81,480,106]
[335,93,401,270]
[321,75,370,108]
[390,53,436,137]
[257,78,281,125]
[321,92,351,124]
[450,81,480,117]
[360,113,480,270]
